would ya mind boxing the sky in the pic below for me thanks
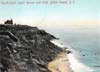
[0,0,99,27]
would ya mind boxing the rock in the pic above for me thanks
[0,24,63,72]
[67,50,72,54]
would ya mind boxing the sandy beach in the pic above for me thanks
[48,52,73,72]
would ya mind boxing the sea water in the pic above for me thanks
[39,25,100,72]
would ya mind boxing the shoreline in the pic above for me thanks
[48,52,73,72]
[49,40,73,72]
[50,40,94,72]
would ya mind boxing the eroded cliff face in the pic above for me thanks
[0,24,63,72]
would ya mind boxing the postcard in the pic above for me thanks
[0,0,99,72]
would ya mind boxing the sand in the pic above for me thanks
[48,52,73,72]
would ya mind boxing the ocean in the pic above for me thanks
[39,25,100,72]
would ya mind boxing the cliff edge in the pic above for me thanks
[0,24,63,72]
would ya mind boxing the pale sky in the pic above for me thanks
[0,0,99,27]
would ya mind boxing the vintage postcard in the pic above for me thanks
[0,0,99,72]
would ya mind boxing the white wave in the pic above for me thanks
[51,40,94,72]
[51,40,65,48]
[68,54,94,72]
